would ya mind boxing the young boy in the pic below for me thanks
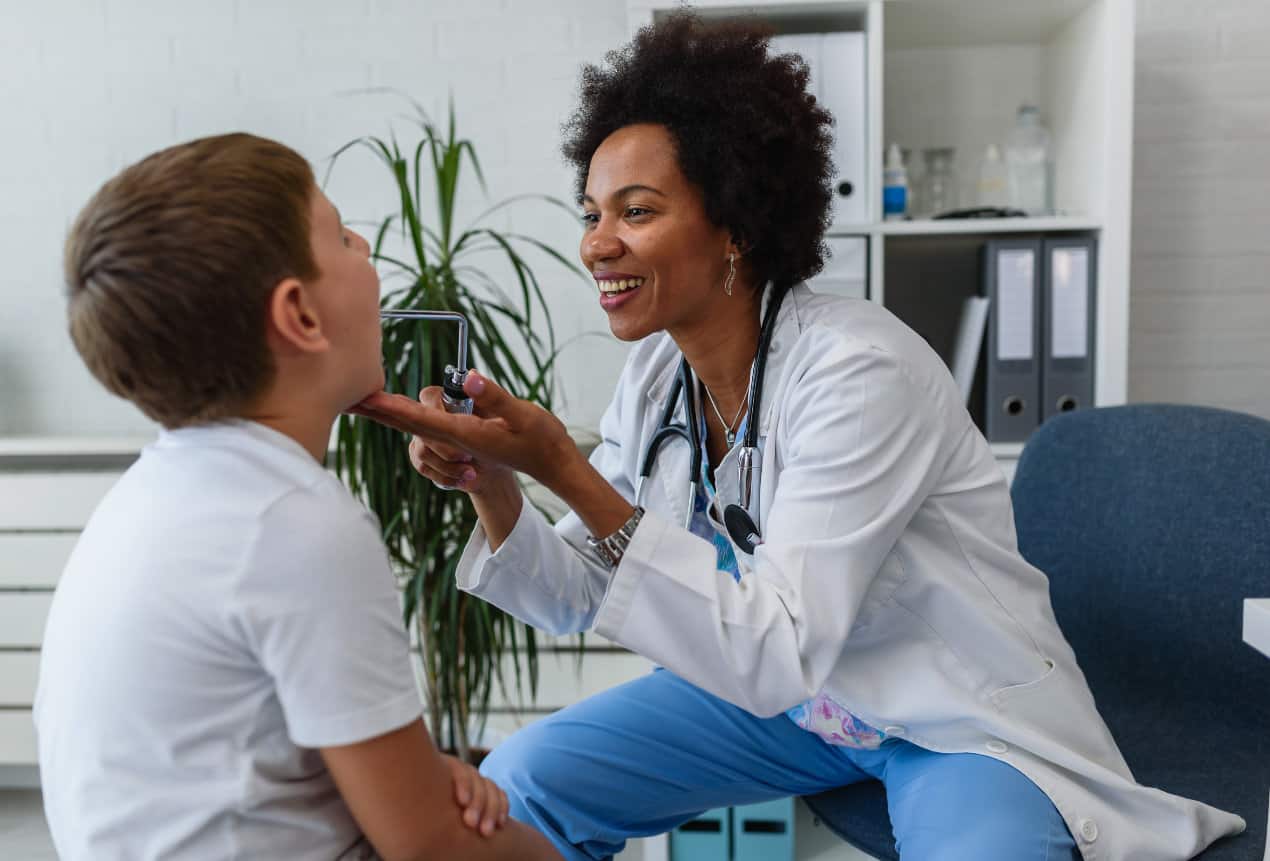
[34,133,560,861]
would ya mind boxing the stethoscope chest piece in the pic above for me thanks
[724,503,763,555]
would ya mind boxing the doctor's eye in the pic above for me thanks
[580,212,600,228]
[624,206,652,219]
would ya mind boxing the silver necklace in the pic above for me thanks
[702,378,749,447]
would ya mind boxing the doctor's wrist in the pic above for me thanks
[468,475,524,552]
[548,456,637,542]
[534,432,588,489]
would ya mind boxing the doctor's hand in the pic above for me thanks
[351,371,577,487]
[402,385,516,497]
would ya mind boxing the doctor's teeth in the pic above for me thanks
[598,278,644,294]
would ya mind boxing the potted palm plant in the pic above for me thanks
[328,101,584,763]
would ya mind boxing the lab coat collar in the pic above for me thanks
[643,281,806,439]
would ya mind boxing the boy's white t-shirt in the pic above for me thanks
[34,420,422,860]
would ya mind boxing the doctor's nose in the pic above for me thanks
[582,220,624,267]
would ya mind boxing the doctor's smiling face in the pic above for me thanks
[580,123,741,343]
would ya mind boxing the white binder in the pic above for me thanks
[769,31,868,226]
[807,236,868,299]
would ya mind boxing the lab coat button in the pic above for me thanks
[985,739,1009,754]
[1078,818,1098,842]
[882,725,906,737]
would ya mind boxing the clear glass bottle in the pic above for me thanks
[917,147,958,217]
[976,143,1009,208]
[1006,105,1053,215]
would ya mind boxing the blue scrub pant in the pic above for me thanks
[482,669,1079,861]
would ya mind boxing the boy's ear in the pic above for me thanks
[267,277,329,355]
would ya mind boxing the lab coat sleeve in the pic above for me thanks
[454,358,636,635]
[593,340,949,717]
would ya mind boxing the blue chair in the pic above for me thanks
[802,404,1270,859]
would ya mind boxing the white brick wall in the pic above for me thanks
[3,0,1269,434]
[1131,0,1270,419]
[0,0,629,436]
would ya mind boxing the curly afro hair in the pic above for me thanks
[562,11,835,291]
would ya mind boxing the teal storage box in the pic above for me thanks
[731,798,794,861]
[669,807,730,861]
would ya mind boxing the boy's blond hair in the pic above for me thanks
[65,133,318,428]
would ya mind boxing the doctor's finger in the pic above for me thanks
[411,460,464,493]
[353,391,468,442]
[357,391,523,469]
[409,435,470,473]
[416,447,476,486]
[463,371,524,422]
[413,391,472,463]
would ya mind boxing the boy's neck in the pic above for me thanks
[254,413,334,463]
[242,394,337,463]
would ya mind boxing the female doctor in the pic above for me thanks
[352,12,1241,861]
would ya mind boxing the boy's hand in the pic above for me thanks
[442,754,509,837]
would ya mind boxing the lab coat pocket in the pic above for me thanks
[989,656,1126,765]
[988,656,1057,711]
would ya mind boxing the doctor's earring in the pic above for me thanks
[724,253,736,296]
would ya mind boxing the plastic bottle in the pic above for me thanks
[976,143,1009,208]
[1005,105,1052,215]
[882,142,908,221]
[918,147,959,217]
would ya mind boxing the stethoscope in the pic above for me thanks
[635,287,786,555]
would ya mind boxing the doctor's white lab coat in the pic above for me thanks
[455,283,1244,860]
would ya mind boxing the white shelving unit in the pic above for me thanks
[628,0,1135,480]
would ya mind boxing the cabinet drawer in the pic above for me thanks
[0,593,53,648]
[0,533,77,588]
[492,650,650,712]
[0,653,39,707]
[0,710,36,765]
[411,649,651,715]
[0,473,122,530]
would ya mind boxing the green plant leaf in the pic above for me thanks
[327,100,586,756]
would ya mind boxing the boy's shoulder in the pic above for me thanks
[104,420,388,602]
[134,420,351,517]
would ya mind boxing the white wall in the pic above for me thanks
[1131,0,1270,419]
[2,0,1269,437]
[0,0,631,437]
